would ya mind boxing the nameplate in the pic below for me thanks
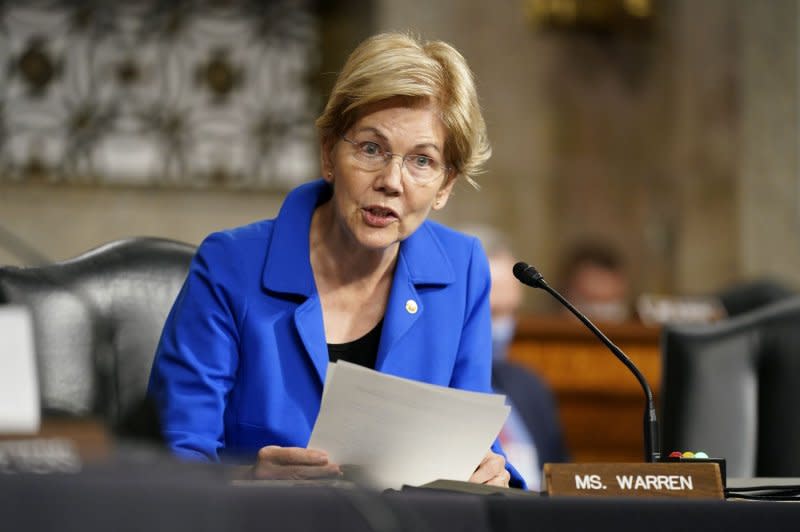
[543,463,723,499]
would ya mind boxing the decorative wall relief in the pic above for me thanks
[0,1,320,189]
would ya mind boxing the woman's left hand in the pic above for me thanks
[468,450,510,487]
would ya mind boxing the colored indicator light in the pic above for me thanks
[681,451,695,458]
[669,451,683,458]
[694,451,709,459]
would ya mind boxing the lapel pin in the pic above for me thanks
[405,299,418,314]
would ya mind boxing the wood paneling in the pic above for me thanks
[508,314,661,463]
[0,418,110,462]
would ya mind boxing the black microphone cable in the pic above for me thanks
[513,261,661,463]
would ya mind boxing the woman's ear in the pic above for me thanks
[433,174,457,211]
[320,137,336,183]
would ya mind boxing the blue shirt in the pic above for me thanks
[148,179,525,488]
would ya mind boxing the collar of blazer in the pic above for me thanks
[261,179,455,298]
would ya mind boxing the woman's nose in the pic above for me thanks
[374,155,405,193]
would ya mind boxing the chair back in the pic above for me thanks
[0,237,195,429]
[660,296,800,477]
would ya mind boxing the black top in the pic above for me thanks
[327,319,383,369]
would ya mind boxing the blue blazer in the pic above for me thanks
[148,179,524,487]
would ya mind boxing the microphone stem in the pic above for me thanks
[541,283,661,463]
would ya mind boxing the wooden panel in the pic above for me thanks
[0,418,110,462]
[508,315,662,463]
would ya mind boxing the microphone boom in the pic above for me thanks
[513,261,660,463]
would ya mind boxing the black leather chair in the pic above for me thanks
[0,237,195,437]
[717,278,795,317]
[660,296,800,477]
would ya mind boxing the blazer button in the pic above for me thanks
[405,299,418,314]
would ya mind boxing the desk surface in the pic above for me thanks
[2,462,800,532]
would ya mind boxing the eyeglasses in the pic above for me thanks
[341,135,450,186]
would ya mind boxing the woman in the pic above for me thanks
[148,32,523,488]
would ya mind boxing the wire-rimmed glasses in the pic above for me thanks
[341,135,450,186]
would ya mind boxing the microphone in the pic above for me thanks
[513,261,661,463]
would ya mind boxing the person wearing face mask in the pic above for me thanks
[558,241,632,323]
[464,225,569,490]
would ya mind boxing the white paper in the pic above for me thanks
[339,362,508,406]
[307,361,510,490]
[0,306,40,433]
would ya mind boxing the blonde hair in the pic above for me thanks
[315,32,491,189]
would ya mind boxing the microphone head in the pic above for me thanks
[512,261,530,280]
[513,261,546,288]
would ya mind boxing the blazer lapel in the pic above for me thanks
[376,222,455,371]
[261,182,458,383]
[376,254,421,370]
[262,179,332,385]
[294,295,329,385]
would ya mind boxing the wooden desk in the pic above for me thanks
[508,315,661,463]
[0,417,111,462]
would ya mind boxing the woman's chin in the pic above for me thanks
[353,227,402,252]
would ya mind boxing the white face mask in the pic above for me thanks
[491,315,516,362]
[577,301,630,323]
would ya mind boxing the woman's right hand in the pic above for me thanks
[250,446,342,480]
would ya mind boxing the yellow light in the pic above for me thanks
[624,0,652,18]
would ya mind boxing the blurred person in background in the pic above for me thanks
[465,225,569,490]
[558,241,632,323]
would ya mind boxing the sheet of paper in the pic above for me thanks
[339,361,508,406]
[308,361,509,490]
[0,306,40,433]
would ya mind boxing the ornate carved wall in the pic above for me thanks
[0,1,319,189]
